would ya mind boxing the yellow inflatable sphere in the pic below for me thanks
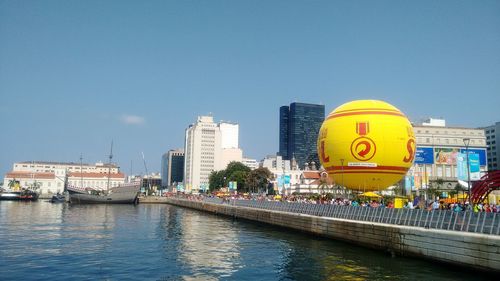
[317,100,415,191]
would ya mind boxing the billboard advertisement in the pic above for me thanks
[460,149,487,166]
[414,147,434,164]
[434,148,459,165]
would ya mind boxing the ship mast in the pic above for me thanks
[107,141,113,192]
[80,154,83,189]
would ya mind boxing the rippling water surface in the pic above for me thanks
[0,201,488,280]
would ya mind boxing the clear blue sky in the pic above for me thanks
[1,0,499,176]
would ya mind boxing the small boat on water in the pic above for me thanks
[0,189,39,201]
[49,192,67,203]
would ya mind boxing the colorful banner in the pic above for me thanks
[456,153,481,181]
[414,173,421,189]
[284,174,291,188]
[414,147,434,164]
[469,153,480,180]
[404,176,412,194]
[277,176,284,188]
[456,153,467,181]
[434,148,459,165]
[284,175,291,184]
[228,181,237,190]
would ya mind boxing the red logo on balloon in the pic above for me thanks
[350,137,376,161]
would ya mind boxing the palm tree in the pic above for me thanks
[454,183,465,202]
[8,179,19,190]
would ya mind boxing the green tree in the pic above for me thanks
[227,170,249,192]
[223,162,251,192]
[246,167,272,194]
[225,162,251,178]
[209,170,225,192]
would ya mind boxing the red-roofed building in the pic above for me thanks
[67,172,126,190]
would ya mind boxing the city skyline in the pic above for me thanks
[1,1,499,177]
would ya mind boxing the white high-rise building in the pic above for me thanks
[183,116,246,192]
[184,116,222,192]
[219,122,239,149]
[219,121,243,169]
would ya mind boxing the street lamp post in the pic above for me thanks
[463,138,471,204]
[340,159,345,198]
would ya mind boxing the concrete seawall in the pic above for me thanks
[166,198,500,272]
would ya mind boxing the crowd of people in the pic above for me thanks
[171,192,500,213]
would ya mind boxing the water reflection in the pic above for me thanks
[0,202,492,281]
[177,211,241,279]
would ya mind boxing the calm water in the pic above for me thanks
[0,201,488,281]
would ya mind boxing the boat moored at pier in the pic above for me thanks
[67,183,140,204]
[0,189,39,201]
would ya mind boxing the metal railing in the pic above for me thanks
[202,198,499,236]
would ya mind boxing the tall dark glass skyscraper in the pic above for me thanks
[279,102,325,169]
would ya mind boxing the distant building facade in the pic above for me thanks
[279,102,325,169]
[242,157,259,170]
[161,149,185,188]
[483,122,499,171]
[409,118,488,192]
[3,161,124,195]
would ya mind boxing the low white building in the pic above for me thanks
[3,160,125,196]
[242,157,258,170]
[3,170,66,194]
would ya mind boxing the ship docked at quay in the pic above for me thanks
[67,142,140,204]
[67,183,139,204]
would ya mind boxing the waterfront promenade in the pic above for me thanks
[153,195,500,272]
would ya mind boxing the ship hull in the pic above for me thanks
[67,184,140,204]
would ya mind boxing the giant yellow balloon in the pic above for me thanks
[317,100,415,191]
